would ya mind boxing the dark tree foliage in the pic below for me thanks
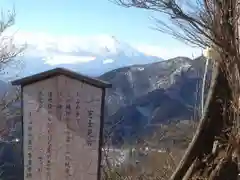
[0,142,23,180]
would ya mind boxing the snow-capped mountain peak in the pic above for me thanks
[7,32,163,77]
[15,32,138,57]
[91,35,138,56]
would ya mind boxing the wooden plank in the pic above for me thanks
[22,73,104,180]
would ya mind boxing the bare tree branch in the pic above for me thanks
[0,9,25,139]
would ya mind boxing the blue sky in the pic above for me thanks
[0,0,202,59]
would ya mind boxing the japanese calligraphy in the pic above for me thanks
[87,109,94,146]
[21,74,105,180]
[26,111,33,178]
[46,91,53,180]
[65,93,72,179]
[37,91,44,175]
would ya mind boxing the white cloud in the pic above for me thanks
[135,44,202,59]
[103,59,115,64]
[43,55,96,65]
[10,32,124,55]
[5,30,203,60]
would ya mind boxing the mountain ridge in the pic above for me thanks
[0,55,211,147]
[99,56,212,145]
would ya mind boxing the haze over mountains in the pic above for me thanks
[3,33,166,79]
[0,33,209,145]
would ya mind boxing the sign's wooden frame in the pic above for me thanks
[12,68,112,180]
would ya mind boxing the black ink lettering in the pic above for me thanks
[48,104,52,109]
[28,140,32,145]
[26,173,32,178]
[57,104,62,109]
[66,104,71,109]
[87,109,95,146]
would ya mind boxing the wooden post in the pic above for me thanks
[11,68,111,180]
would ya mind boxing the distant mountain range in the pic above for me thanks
[100,56,212,145]
[0,35,210,179]
[3,34,163,79]
[2,56,212,147]
[0,35,210,146]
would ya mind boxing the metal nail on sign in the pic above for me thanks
[12,68,111,180]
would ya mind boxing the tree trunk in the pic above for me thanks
[170,61,234,180]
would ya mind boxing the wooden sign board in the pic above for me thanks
[12,68,111,180]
